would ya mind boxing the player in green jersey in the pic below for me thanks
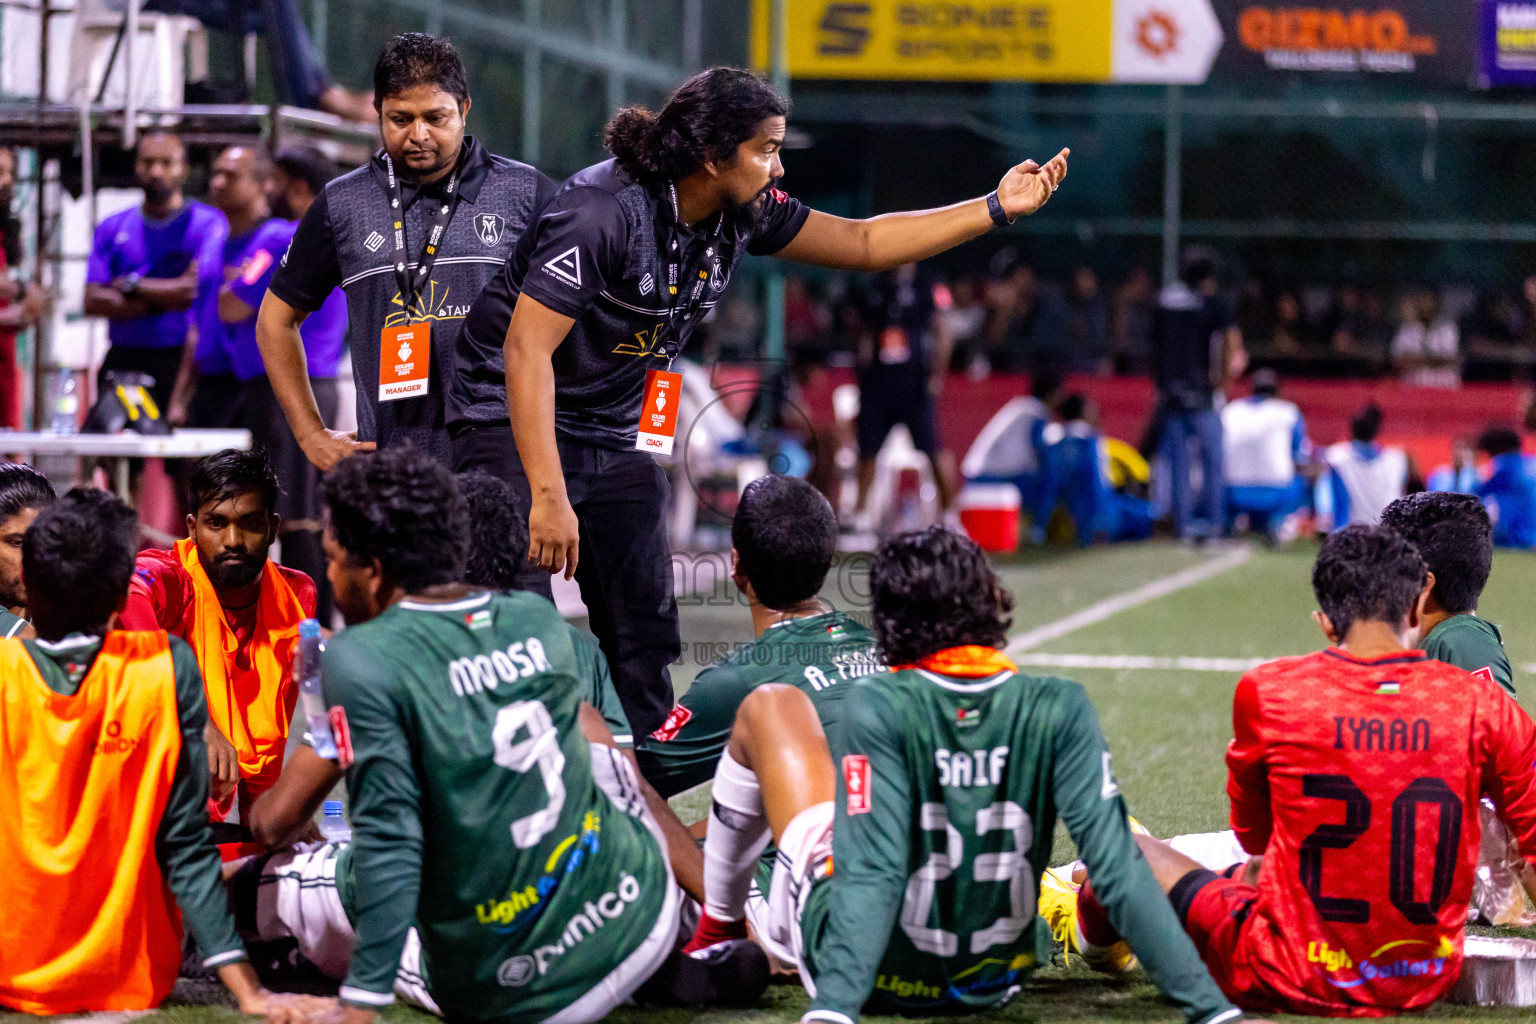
[0,462,55,639]
[639,474,880,798]
[684,526,1245,1024]
[275,447,763,1024]
[1380,492,1514,696]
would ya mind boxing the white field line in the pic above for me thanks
[1005,546,1253,655]
[1013,653,1266,673]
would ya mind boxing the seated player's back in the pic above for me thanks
[806,661,1087,1014]
[323,589,673,1023]
[1229,647,1536,1015]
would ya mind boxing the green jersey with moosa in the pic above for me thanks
[801,649,1238,1024]
[322,590,671,1023]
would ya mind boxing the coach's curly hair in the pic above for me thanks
[605,67,788,183]
[871,527,1014,666]
[323,446,468,593]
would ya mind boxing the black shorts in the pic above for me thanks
[856,370,938,459]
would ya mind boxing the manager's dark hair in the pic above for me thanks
[732,475,836,611]
[274,145,335,196]
[24,488,137,641]
[1477,424,1523,459]
[0,462,55,522]
[374,33,469,109]
[1311,524,1426,640]
[1351,404,1383,444]
[458,470,526,591]
[324,446,466,592]
[187,448,279,517]
[605,67,788,183]
[1380,492,1492,616]
[871,527,1013,666]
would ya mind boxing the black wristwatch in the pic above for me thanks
[120,272,142,297]
[986,190,1014,228]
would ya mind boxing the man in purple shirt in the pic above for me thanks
[220,145,347,620]
[84,131,226,416]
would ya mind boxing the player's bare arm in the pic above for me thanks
[248,744,341,849]
[503,294,580,578]
[257,291,374,470]
[775,149,1068,273]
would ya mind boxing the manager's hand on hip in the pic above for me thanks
[529,493,580,580]
[299,427,376,471]
[997,147,1070,220]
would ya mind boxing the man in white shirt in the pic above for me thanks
[1315,404,1410,531]
[1221,369,1309,539]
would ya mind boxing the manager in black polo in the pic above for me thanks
[449,67,1068,738]
[257,33,552,469]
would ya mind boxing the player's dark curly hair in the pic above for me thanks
[1380,492,1491,616]
[871,527,1013,666]
[1477,423,1523,458]
[732,474,836,611]
[323,447,467,592]
[274,145,336,197]
[1311,524,1426,640]
[373,33,468,109]
[0,462,55,521]
[24,488,137,641]
[187,447,279,517]
[459,470,526,591]
[605,67,787,183]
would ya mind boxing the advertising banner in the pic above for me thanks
[1480,0,1536,86]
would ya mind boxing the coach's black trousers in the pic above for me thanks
[452,426,679,739]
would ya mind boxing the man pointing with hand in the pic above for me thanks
[450,66,1067,740]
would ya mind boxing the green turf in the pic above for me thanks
[10,540,1536,1024]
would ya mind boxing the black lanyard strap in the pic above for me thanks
[384,152,463,315]
[660,182,725,365]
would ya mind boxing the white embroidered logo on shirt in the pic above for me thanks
[542,246,583,289]
[364,230,386,253]
[639,273,655,296]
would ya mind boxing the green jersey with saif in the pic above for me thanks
[321,590,670,1023]
[800,664,1238,1024]
[638,611,880,796]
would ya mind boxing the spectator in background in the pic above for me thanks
[220,145,348,624]
[84,130,226,417]
[170,145,273,429]
[936,276,988,375]
[1063,265,1110,374]
[1393,287,1460,388]
[1221,369,1309,542]
[0,147,43,428]
[783,275,831,360]
[1475,425,1536,548]
[1315,404,1409,531]
[1111,266,1155,374]
[961,370,1062,510]
[1151,255,1240,541]
[1268,288,1306,357]
[984,252,1040,372]
[1428,438,1479,494]
[1323,283,1368,360]
[852,262,956,528]
[1520,276,1536,352]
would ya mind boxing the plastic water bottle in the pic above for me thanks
[48,367,78,435]
[319,800,351,843]
[296,619,339,760]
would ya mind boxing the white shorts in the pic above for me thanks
[744,801,834,992]
[253,842,440,1016]
[257,743,680,1024]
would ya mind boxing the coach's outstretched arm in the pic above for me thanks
[775,149,1068,273]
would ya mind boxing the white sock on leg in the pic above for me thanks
[702,750,772,923]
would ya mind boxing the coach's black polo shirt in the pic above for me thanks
[449,158,809,449]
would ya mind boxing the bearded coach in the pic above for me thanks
[257,33,553,469]
[448,67,1068,739]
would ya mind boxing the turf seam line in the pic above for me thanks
[1004,546,1253,655]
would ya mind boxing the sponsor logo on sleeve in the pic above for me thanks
[542,246,583,288]
[328,705,354,769]
[844,754,872,814]
[649,704,693,743]
[1472,666,1496,685]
